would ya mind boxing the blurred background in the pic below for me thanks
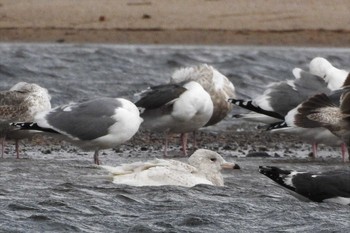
[0,0,350,46]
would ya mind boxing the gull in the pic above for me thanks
[259,166,350,205]
[11,97,143,165]
[101,149,240,187]
[0,82,51,158]
[135,79,213,156]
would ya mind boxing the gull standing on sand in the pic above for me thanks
[288,82,350,161]
[259,166,350,205]
[101,149,240,187]
[11,97,143,165]
[169,64,236,148]
[135,72,214,156]
[230,57,348,157]
[267,58,350,159]
[0,82,51,158]
[170,64,236,127]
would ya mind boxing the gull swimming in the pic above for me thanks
[101,149,240,187]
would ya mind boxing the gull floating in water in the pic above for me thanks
[101,149,240,187]
[0,82,51,158]
[11,97,143,165]
[259,166,350,205]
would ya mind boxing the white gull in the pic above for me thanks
[101,149,240,187]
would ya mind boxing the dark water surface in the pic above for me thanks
[1,44,350,232]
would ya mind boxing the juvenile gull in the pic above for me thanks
[264,57,350,159]
[259,166,350,205]
[268,100,346,160]
[0,82,51,158]
[11,98,143,165]
[135,79,213,156]
[291,84,350,160]
[101,149,240,187]
[231,58,348,158]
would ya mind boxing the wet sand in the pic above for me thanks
[1,0,350,46]
[5,123,343,164]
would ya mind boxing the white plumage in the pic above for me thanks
[136,79,213,156]
[101,149,240,187]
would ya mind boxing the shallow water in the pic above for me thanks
[1,44,350,233]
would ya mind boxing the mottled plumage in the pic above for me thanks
[0,82,51,158]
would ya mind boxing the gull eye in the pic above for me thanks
[210,158,217,162]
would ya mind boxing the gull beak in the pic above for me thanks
[221,162,240,170]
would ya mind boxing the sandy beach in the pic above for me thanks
[1,0,350,46]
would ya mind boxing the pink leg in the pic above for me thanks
[180,133,188,156]
[163,133,168,157]
[341,143,348,162]
[311,143,318,158]
[93,150,100,165]
[1,137,5,158]
[192,131,198,150]
[15,139,20,159]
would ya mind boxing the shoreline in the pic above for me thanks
[1,1,350,46]
[1,28,350,46]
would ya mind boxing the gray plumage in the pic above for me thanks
[24,97,143,164]
[259,166,350,204]
[44,98,122,141]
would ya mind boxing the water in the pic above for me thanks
[1,43,350,232]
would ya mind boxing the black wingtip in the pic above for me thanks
[266,121,288,131]
[228,98,284,120]
[10,122,59,134]
[259,166,296,191]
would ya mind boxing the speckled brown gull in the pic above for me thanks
[101,149,240,187]
[292,86,350,161]
[0,82,51,158]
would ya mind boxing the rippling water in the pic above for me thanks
[1,44,350,233]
